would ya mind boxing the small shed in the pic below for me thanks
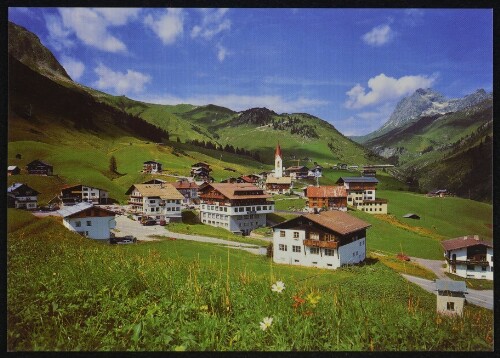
[403,213,420,220]
[8,166,21,175]
[435,279,467,316]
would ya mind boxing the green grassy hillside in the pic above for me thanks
[7,214,493,351]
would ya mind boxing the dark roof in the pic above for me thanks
[441,236,493,251]
[435,279,467,293]
[26,159,52,167]
[274,211,370,236]
[403,213,420,218]
[143,160,161,164]
[336,177,379,184]
[286,166,309,171]
[7,183,40,195]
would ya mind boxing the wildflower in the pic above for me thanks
[292,295,305,309]
[271,281,285,293]
[199,305,208,311]
[259,316,273,331]
[306,292,321,307]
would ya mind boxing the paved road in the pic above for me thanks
[401,274,493,310]
[409,256,448,279]
[113,215,265,255]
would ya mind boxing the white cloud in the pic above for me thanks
[54,8,132,53]
[93,64,151,95]
[144,9,184,45]
[60,56,85,80]
[191,8,231,40]
[361,24,395,46]
[45,14,75,50]
[216,43,228,62]
[93,8,140,26]
[136,93,328,113]
[404,9,425,26]
[345,73,437,109]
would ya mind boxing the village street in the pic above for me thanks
[113,215,266,255]
[401,274,493,310]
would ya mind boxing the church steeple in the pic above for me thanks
[274,142,283,178]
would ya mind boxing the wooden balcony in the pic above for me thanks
[446,258,490,267]
[303,239,338,249]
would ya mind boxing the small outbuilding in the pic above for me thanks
[8,166,21,175]
[435,279,467,316]
[403,213,420,220]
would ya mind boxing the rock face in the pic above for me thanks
[375,88,492,137]
[8,21,71,81]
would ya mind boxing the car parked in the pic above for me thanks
[110,235,137,244]
[142,219,156,226]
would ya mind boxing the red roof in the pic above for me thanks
[239,175,256,183]
[306,185,346,198]
[441,235,493,251]
[172,181,199,190]
[275,143,282,158]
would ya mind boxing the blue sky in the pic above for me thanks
[9,8,492,136]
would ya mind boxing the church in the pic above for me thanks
[265,143,292,194]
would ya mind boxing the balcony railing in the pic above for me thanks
[303,239,338,249]
[446,258,490,267]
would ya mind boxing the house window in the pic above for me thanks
[280,231,285,237]
[149,200,155,204]
[279,244,287,251]
[294,259,300,263]
[310,232,319,240]
[310,247,319,255]
[75,221,81,227]
[293,232,299,238]
[292,245,301,253]
[467,265,475,270]
[482,266,487,271]
[325,249,334,256]
[86,221,92,226]
[446,302,455,311]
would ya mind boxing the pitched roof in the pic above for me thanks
[202,183,270,200]
[7,183,40,195]
[403,213,420,218]
[305,185,347,198]
[286,166,309,171]
[274,210,370,235]
[172,181,199,189]
[125,183,184,200]
[61,184,106,191]
[238,175,257,183]
[303,211,371,235]
[8,166,19,170]
[435,279,467,293]
[27,159,52,167]
[336,177,379,184]
[143,160,161,164]
[441,235,493,251]
[266,176,292,184]
[58,202,115,218]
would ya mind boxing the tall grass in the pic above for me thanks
[7,215,493,351]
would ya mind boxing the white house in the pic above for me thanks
[58,202,116,240]
[125,183,184,222]
[60,184,109,206]
[441,235,493,280]
[143,161,162,173]
[435,280,467,316]
[7,183,39,210]
[272,211,371,269]
[336,177,388,214]
[198,183,275,235]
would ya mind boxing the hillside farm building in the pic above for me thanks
[8,165,20,175]
[304,185,347,212]
[272,211,370,269]
[435,280,467,316]
[58,202,116,240]
[26,159,53,175]
[441,235,493,280]
[7,183,39,210]
[336,177,388,214]
[198,183,275,235]
[143,161,162,173]
[126,183,184,222]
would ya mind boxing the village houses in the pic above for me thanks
[441,235,493,280]
[8,165,20,175]
[172,179,199,204]
[265,143,292,194]
[143,160,162,173]
[26,159,53,175]
[56,184,110,206]
[58,202,116,240]
[336,176,388,214]
[304,185,347,212]
[126,183,184,222]
[272,210,370,269]
[7,183,39,210]
[198,182,275,235]
[191,162,212,181]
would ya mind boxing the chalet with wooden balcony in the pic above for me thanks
[26,159,53,175]
[285,165,309,179]
[172,179,199,203]
[125,183,184,222]
[265,176,292,194]
[304,185,347,212]
[336,176,388,214]
[442,235,493,280]
[272,211,370,269]
[7,183,39,210]
[198,183,275,235]
[59,184,109,206]
[143,161,162,173]
[191,162,212,181]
